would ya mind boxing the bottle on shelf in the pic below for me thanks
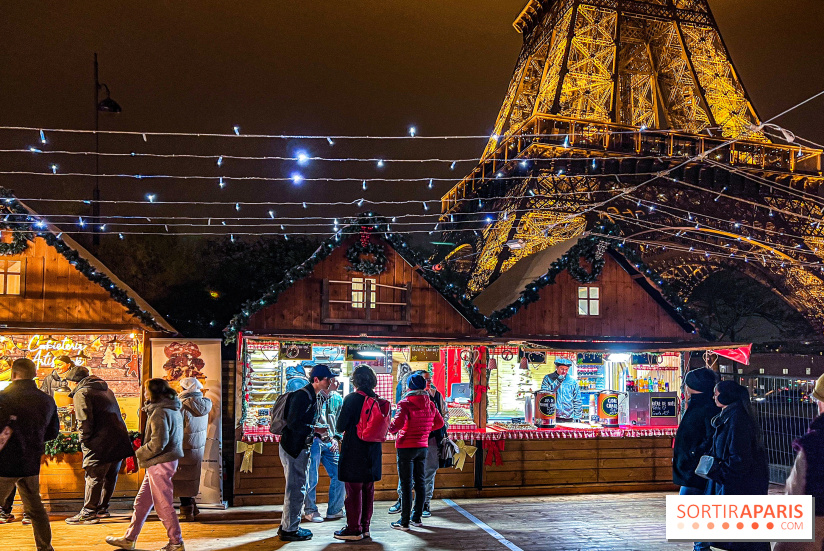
[652,377,658,393]
[665,382,670,392]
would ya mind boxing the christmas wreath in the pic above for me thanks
[345,241,387,276]
[0,222,32,256]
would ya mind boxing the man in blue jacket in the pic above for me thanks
[541,358,582,422]
[278,364,333,542]
[0,359,60,551]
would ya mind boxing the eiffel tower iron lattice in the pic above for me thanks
[440,0,824,334]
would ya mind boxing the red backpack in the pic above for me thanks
[356,391,391,442]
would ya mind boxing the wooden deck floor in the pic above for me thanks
[2,492,696,550]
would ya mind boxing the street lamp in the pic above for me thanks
[93,53,122,249]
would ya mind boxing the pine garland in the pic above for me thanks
[0,221,33,256]
[44,430,142,457]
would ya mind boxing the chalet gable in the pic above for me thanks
[0,188,175,333]
[225,216,505,342]
[476,233,697,340]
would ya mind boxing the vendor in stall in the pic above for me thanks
[540,358,582,423]
[39,355,75,397]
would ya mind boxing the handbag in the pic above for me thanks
[694,455,716,479]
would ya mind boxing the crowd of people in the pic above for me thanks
[0,357,211,551]
[275,363,447,542]
[0,356,822,550]
[673,368,824,551]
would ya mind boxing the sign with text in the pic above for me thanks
[410,345,440,363]
[152,339,224,507]
[279,342,312,360]
[666,495,815,543]
[651,396,677,418]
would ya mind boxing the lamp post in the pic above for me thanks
[93,53,122,250]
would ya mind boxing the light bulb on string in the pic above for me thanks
[284,234,289,240]
[29,147,41,153]
[408,126,416,137]
[235,203,240,211]
[377,159,384,168]
[326,138,334,146]
[362,180,367,191]
[40,130,47,144]
[428,179,433,189]
[302,202,307,209]
[280,225,285,230]
[217,156,224,167]
[233,126,240,135]
[296,151,310,166]
[269,210,275,219]
[146,194,156,203]
[291,172,304,185]
[450,161,456,170]
[219,177,225,189]
[51,164,58,174]
[422,202,429,211]
[119,233,124,240]
[100,224,106,231]
[357,198,364,207]
[78,217,85,227]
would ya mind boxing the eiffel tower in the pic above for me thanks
[441,0,824,332]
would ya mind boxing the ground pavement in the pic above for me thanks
[2,492,698,551]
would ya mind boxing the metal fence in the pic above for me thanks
[721,374,819,484]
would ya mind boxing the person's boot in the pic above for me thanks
[388,500,402,514]
[179,505,195,522]
[191,502,200,519]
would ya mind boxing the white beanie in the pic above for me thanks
[179,377,203,392]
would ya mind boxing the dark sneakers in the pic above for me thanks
[390,520,409,531]
[422,503,432,518]
[388,500,401,514]
[66,511,100,525]
[0,512,14,524]
[278,526,313,541]
[410,518,423,527]
[333,528,363,541]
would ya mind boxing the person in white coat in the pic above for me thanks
[172,378,212,521]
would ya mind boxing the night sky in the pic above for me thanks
[1,1,822,240]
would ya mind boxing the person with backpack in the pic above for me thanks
[0,358,60,551]
[388,373,444,531]
[275,364,334,542]
[285,363,311,393]
[388,370,448,518]
[333,364,389,541]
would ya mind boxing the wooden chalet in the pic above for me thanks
[0,189,175,508]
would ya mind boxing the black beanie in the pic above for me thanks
[65,365,90,383]
[715,380,748,406]
[684,368,718,394]
[408,373,427,390]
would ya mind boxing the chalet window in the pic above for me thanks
[577,286,599,316]
[0,259,23,296]
[351,278,376,309]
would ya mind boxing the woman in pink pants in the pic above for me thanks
[106,379,185,551]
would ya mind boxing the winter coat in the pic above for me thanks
[70,375,134,468]
[541,372,583,419]
[705,401,769,496]
[136,397,184,469]
[336,390,382,483]
[173,390,212,498]
[280,383,318,458]
[389,392,444,449]
[317,391,343,442]
[284,365,310,393]
[672,392,721,489]
[39,369,64,397]
[0,379,59,477]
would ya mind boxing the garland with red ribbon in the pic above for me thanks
[483,439,505,466]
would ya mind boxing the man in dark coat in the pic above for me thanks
[278,364,333,542]
[63,365,135,525]
[0,358,59,551]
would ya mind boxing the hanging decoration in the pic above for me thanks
[0,220,32,256]
[451,439,477,471]
[236,441,264,473]
[483,439,505,466]
[345,229,388,275]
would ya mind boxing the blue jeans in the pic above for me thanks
[279,446,311,532]
[680,486,710,551]
[304,437,345,517]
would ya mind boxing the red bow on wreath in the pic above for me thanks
[473,384,488,403]
[483,439,505,466]
[125,437,142,474]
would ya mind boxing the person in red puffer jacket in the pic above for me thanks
[388,373,444,531]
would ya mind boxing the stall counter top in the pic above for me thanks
[446,423,678,441]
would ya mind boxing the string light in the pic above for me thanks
[233,126,240,136]
[216,156,223,167]
[39,130,46,144]
[408,126,416,137]
[219,177,225,189]
[326,137,334,146]
[377,159,384,168]
[296,151,310,165]
[235,203,240,211]
[291,172,304,185]
[50,164,58,174]
[269,210,275,218]
[146,194,156,203]
[362,180,367,191]
[428,179,433,189]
